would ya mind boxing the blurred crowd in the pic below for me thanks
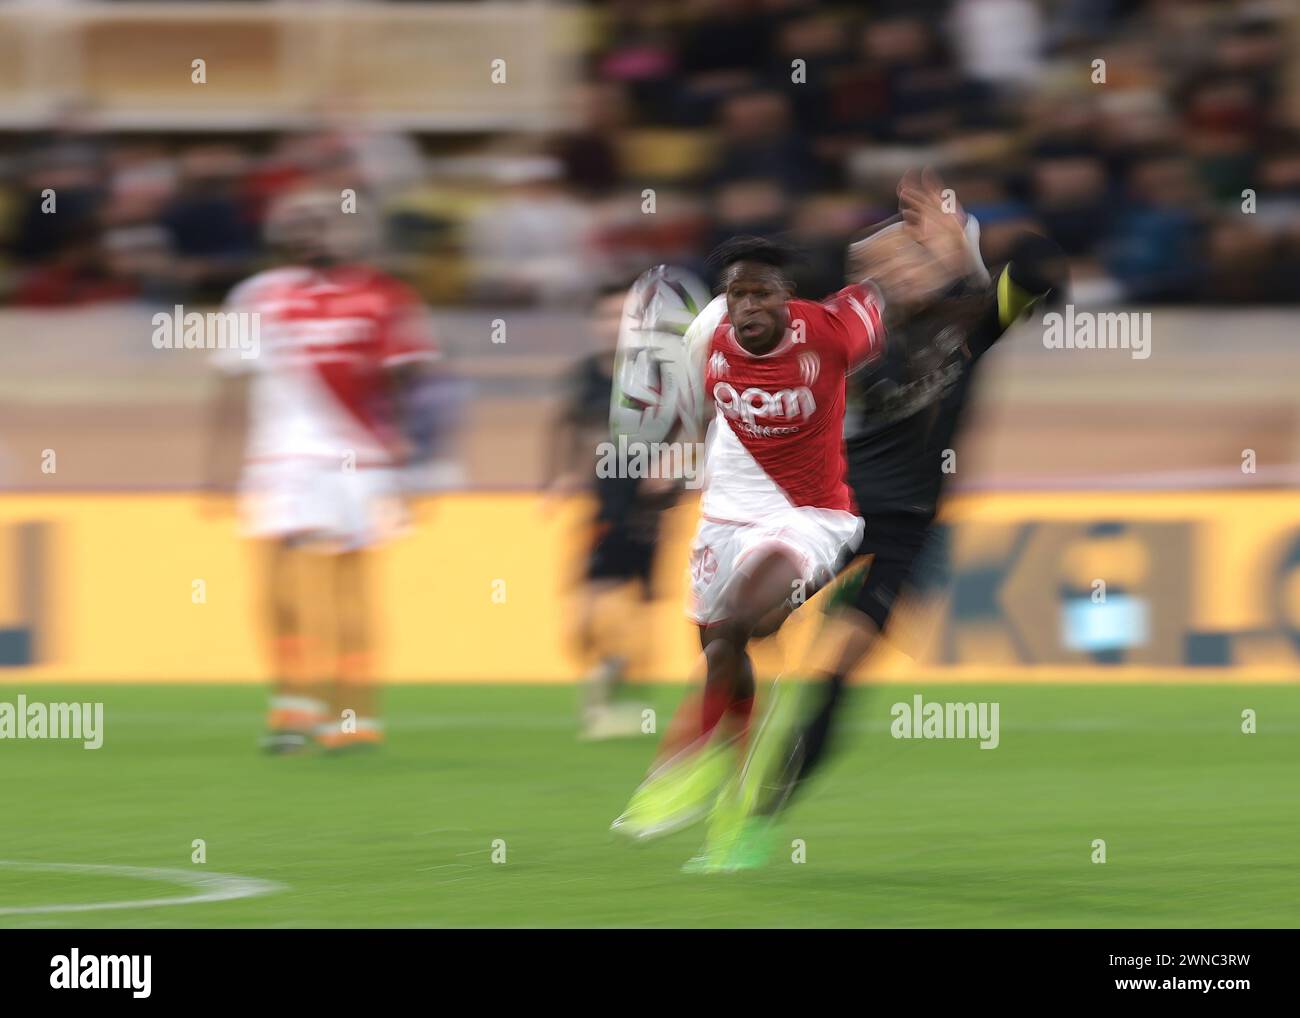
[1,0,1297,308]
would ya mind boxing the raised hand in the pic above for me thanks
[897,168,979,290]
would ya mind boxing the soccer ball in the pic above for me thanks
[609,265,710,443]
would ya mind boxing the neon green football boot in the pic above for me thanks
[681,788,781,873]
[727,816,780,870]
[680,768,748,873]
[681,678,805,873]
[611,734,739,842]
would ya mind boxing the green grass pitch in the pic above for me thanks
[1,682,1296,928]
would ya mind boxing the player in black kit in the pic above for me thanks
[548,283,680,738]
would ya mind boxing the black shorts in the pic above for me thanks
[834,511,934,629]
[586,523,657,590]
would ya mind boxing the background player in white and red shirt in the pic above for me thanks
[206,189,438,753]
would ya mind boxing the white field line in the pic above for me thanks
[0,860,283,916]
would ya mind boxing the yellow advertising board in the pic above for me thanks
[0,491,1297,683]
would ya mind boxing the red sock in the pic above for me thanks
[654,687,729,763]
[701,686,732,738]
[654,685,750,765]
[654,691,703,763]
[728,695,755,746]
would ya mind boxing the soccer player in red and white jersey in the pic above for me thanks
[612,208,973,864]
[683,236,883,710]
[206,189,438,753]
[611,235,885,840]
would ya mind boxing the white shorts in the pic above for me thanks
[239,460,404,550]
[686,507,863,626]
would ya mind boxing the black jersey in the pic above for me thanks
[561,352,674,537]
[844,289,1002,518]
[845,232,1066,519]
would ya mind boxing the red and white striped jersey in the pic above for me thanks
[215,264,437,469]
[681,284,884,521]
